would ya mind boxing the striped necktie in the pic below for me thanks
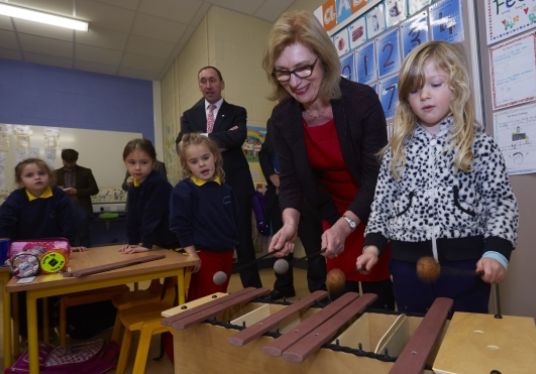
[207,104,216,133]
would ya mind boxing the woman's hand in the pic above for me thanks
[476,257,506,284]
[268,223,298,257]
[119,244,149,254]
[322,212,359,258]
[356,246,379,273]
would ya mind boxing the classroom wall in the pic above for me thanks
[0,59,154,140]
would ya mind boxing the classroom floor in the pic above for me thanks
[0,267,309,373]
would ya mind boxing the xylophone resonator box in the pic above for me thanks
[161,287,536,374]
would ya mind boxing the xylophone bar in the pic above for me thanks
[228,290,328,346]
[169,287,270,330]
[263,292,359,357]
[389,297,453,374]
[283,293,378,363]
[161,287,265,327]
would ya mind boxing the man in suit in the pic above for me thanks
[177,66,262,288]
[55,148,99,246]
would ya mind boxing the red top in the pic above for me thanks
[303,119,390,282]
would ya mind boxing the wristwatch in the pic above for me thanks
[342,215,357,230]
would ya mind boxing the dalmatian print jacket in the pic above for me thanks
[364,116,519,262]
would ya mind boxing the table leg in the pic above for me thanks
[26,293,40,374]
[12,294,19,358]
[1,271,12,368]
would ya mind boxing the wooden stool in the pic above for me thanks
[115,292,226,374]
[58,285,129,346]
[110,279,164,343]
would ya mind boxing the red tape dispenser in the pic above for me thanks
[6,238,71,277]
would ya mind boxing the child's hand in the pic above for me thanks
[476,257,506,284]
[184,246,201,273]
[356,246,380,274]
[119,244,149,254]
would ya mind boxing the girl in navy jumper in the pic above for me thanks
[0,158,77,241]
[357,41,518,313]
[0,158,78,336]
[170,133,239,300]
[120,138,179,253]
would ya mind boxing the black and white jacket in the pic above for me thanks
[364,116,519,262]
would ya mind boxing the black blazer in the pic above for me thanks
[54,165,99,215]
[179,99,254,197]
[270,78,387,224]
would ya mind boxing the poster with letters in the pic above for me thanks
[340,52,355,81]
[489,33,536,110]
[485,0,536,45]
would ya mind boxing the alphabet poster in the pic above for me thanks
[485,0,536,45]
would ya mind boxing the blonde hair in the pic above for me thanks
[177,133,225,183]
[15,158,55,185]
[262,10,341,102]
[389,41,475,178]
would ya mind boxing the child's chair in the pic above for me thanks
[114,278,177,374]
[58,285,129,346]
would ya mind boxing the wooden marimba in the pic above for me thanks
[161,288,536,374]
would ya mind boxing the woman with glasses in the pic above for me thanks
[263,10,393,309]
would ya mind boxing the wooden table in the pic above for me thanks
[5,245,198,374]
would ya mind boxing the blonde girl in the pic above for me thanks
[357,41,518,313]
[170,133,237,300]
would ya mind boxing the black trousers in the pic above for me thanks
[235,191,262,288]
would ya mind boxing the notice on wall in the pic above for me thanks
[494,102,536,175]
[485,0,536,45]
[489,33,536,110]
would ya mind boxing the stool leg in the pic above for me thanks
[131,327,153,374]
[110,313,123,343]
[115,329,133,374]
[59,300,67,347]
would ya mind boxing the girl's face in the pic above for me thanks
[273,42,323,107]
[185,144,215,182]
[408,59,453,128]
[20,163,50,196]
[124,149,155,182]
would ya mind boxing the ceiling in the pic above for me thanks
[0,0,296,81]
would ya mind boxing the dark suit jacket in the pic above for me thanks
[55,164,99,215]
[270,78,387,224]
[179,99,254,198]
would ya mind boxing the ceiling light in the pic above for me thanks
[0,3,88,31]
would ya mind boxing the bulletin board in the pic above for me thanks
[319,0,482,131]
[0,123,142,204]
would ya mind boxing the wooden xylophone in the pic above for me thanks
[161,287,536,374]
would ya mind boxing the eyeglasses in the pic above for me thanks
[272,58,318,83]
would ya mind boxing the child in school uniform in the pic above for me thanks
[357,41,519,314]
[0,158,77,242]
[170,133,239,300]
[0,158,79,336]
[119,138,179,253]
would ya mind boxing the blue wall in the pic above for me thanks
[0,59,154,141]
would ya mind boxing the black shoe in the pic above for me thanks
[266,289,296,301]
